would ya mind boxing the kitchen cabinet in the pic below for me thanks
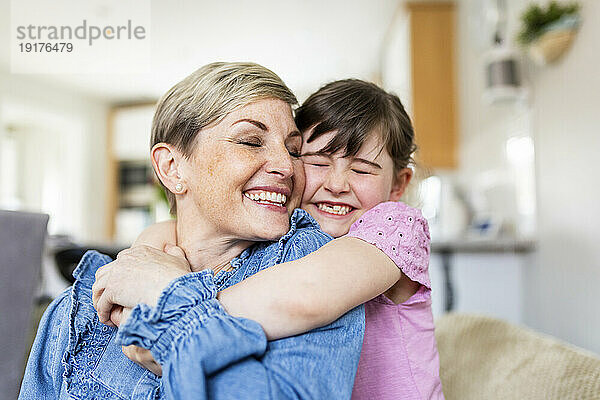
[407,1,458,169]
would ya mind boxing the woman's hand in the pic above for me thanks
[92,244,192,327]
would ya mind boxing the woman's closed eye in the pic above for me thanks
[237,138,263,147]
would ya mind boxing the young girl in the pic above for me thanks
[95,79,443,399]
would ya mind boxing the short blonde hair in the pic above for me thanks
[151,62,298,214]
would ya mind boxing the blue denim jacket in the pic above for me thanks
[20,209,365,399]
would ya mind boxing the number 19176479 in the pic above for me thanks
[19,42,73,52]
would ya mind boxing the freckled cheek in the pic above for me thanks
[191,154,259,209]
[211,152,260,183]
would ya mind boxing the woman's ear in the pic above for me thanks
[151,143,187,195]
[389,168,413,201]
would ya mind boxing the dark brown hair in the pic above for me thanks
[295,79,416,174]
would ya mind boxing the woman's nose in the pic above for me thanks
[265,145,294,179]
[323,168,350,195]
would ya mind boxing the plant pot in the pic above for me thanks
[529,28,577,65]
[527,15,580,65]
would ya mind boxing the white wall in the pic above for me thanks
[524,0,600,354]
[0,69,109,242]
[455,0,600,354]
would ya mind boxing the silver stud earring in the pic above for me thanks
[175,183,183,193]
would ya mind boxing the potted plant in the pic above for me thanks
[517,1,581,65]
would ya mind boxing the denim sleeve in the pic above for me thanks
[19,289,71,399]
[117,229,364,400]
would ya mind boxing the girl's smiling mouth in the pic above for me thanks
[315,202,355,216]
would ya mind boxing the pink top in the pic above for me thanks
[346,202,444,400]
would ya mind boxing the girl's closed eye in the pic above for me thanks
[351,169,372,175]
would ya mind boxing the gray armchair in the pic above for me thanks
[0,210,49,398]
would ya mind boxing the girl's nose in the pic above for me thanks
[323,168,350,195]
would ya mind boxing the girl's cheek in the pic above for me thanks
[304,166,327,192]
[354,176,389,207]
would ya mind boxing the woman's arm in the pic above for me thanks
[218,236,403,339]
[19,290,72,399]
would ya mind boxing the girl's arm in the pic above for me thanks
[132,226,409,339]
[129,204,428,340]
[219,202,430,340]
[132,219,177,250]
[218,236,406,339]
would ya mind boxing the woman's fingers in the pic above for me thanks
[92,244,193,325]
[96,287,116,324]
[109,305,124,326]
[91,271,109,310]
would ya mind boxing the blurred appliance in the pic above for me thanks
[484,46,526,103]
[420,175,469,242]
[479,0,527,103]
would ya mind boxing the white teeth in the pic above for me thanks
[317,203,351,215]
[244,191,287,206]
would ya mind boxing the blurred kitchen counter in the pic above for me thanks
[431,238,536,254]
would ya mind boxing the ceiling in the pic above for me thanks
[1,0,403,103]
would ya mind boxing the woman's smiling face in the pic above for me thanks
[178,98,304,242]
[300,129,399,238]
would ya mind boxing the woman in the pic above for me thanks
[19,62,365,400]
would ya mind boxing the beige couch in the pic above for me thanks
[435,314,600,400]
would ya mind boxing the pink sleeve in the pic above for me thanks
[345,201,431,288]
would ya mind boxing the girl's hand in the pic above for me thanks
[92,244,192,326]
[122,344,163,376]
[109,307,163,376]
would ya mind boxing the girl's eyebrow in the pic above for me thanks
[300,152,382,169]
[352,158,382,169]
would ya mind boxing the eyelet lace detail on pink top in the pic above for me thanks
[346,201,431,288]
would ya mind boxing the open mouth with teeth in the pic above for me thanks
[316,203,354,216]
[243,190,287,207]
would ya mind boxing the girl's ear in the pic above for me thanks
[150,143,187,194]
[389,168,413,201]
